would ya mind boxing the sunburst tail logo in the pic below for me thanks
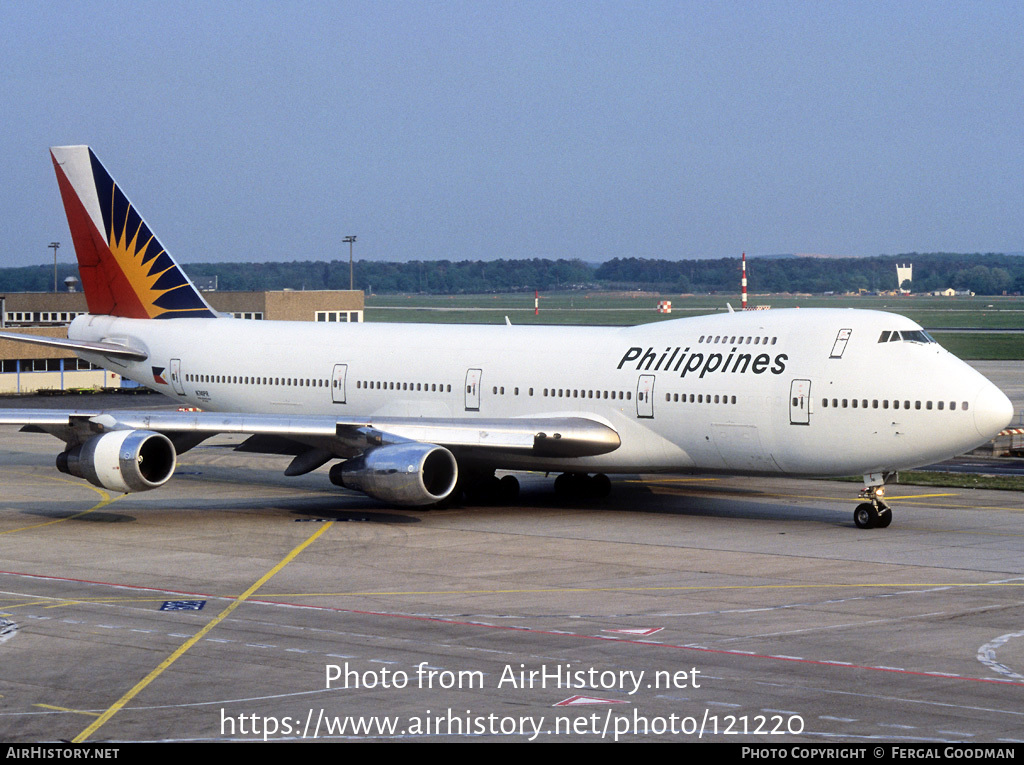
[50,146,218,320]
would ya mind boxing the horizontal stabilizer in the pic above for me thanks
[0,330,148,360]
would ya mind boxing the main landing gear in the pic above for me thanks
[456,471,521,505]
[854,477,893,529]
[553,472,612,500]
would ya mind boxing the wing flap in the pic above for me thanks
[337,416,620,457]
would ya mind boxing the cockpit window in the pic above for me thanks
[901,330,936,344]
[878,329,937,344]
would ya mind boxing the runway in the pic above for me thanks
[1,428,1023,742]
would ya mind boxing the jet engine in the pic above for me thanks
[56,430,177,493]
[329,443,458,506]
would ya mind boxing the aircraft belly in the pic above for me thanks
[710,423,781,473]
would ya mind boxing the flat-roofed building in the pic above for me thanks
[0,327,119,393]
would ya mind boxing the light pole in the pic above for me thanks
[49,242,60,292]
[344,235,357,290]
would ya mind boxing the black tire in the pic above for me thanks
[554,473,571,497]
[498,474,520,503]
[854,502,878,529]
[876,508,893,528]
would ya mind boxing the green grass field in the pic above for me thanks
[364,292,1024,358]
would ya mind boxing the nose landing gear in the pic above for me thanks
[854,480,893,529]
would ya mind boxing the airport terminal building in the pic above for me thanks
[0,290,364,394]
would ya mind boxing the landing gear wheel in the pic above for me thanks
[554,472,584,498]
[854,502,879,529]
[591,473,611,498]
[855,478,894,530]
[498,474,520,503]
[553,472,571,497]
[555,472,605,500]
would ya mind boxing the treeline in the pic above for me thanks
[183,258,595,293]
[1,253,1021,295]
[596,253,1023,294]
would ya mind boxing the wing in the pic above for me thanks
[0,408,621,503]
[1,409,620,456]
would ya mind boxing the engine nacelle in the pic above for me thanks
[56,430,177,493]
[329,443,458,506]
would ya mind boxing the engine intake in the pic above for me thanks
[329,443,458,506]
[56,430,177,493]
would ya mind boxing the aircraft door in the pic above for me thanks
[789,379,811,425]
[170,358,185,396]
[332,364,348,404]
[829,329,853,358]
[465,368,482,411]
[636,374,655,419]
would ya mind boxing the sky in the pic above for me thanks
[2,1,1022,267]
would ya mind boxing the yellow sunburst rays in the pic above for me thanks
[106,187,182,318]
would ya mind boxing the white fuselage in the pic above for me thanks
[69,308,1013,478]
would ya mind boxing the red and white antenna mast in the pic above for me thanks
[741,252,748,310]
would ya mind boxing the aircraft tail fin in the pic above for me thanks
[50,146,217,319]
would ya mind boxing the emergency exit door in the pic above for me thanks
[332,364,348,404]
[465,368,482,411]
[636,374,655,419]
[789,379,811,425]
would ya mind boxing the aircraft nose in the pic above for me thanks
[973,383,1014,440]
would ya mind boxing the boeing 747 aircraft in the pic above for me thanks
[0,146,1013,529]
